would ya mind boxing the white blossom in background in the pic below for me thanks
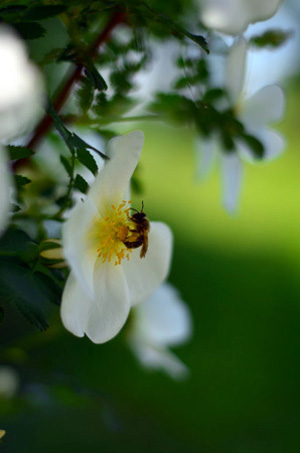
[196,37,285,212]
[128,283,192,380]
[61,131,173,344]
[0,366,19,399]
[200,0,282,35]
[0,26,44,141]
[0,26,44,234]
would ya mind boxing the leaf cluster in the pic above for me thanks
[0,228,63,331]
[0,3,67,40]
[150,54,265,158]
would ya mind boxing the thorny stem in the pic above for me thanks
[15,10,126,169]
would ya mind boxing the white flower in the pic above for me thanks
[0,27,44,234]
[128,283,192,380]
[201,0,282,35]
[61,131,173,344]
[0,26,44,141]
[197,37,285,212]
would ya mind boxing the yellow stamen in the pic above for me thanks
[96,200,133,266]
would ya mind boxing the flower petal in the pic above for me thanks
[237,128,285,163]
[62,198,98,298]
[201,0,281,35]
[225,37,247,104]
[85,261,130,343]
[246,0,282,24]
[202,0,248,35]
[61,264,131,343]
[241,85,285,128]
[122,222,173,306]
[257,129,285,161]
[195,137,216,180]
[130,342,189,380]
[221,152,243,213]
[60,272,90,338]
[89,131,144,213]
[134,283,192,347]
[0,26,44,140]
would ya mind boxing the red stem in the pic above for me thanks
[27,11,126,151]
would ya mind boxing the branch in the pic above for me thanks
[28,11,126,151]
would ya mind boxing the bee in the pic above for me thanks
[123,202,150,258]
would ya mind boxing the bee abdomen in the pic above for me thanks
[123,238,144,249]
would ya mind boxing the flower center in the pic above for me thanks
[97,200,133,266]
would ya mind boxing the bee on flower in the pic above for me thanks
[61,131,173,344]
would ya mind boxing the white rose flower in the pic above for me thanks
[197,37,285,212]
[129,283,192,380]
[201,0,282,35]
[61,131,173,344]
[0,26,44,234]
[0,26,44,141]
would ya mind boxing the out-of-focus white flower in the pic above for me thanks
[128,283,192,380]
[0,26,44,234]
[61,131,173,344]
[0,26,44,141]
[201,0,282,35]
[0,366,19,399]
[197,37,285,212]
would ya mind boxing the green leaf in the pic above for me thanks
[185,32,209,54]
[76,148,98,175]
[15,174,31,188]
[203,88,225,103]
[47,101,70,142]
[251,29,291,49]
[0,228,39,263]
[0,5,27,17]
[23,5,67,20]
[60,155,72,177]
[77,77,94,111]
[242,134,265,158]
[8,146,33,161]
[74,174,89,194]
[39,48,65,66]
[0,259,50,331]
[33,269,62,306]
[47,101,107,161]
[13,21,46,40]
[0,228,31,254]
[174,77,192,90]
[85,62,108,91]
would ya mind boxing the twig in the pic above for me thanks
[15,10,125,171]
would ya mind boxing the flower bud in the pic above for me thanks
[39,239,66,268]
